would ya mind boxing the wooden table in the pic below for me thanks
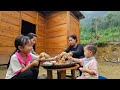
[44,64,80,79]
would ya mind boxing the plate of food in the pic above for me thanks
[42,60,77,69]
[40,52,77,69]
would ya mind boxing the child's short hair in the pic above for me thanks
[27,33,37,39]
[85,44,97,55]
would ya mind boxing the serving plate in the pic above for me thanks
[42,61,77,69]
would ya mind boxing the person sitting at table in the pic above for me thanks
[60,34,84,59]
[27,33,38,56]
[59,34,85,77]
[68,44,98,79]
[5,35,58,79]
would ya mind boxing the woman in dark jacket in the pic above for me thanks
[60,34,84,58]
[60,34,84,77]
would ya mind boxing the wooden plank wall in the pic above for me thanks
[21,11,37,24]
[0,11,45,64]
[0,11,21,64]
[21,11,45,55]
[68,12,80,44]
[0,11,80,64]
[45,11,68,56]
[36,13,45,54]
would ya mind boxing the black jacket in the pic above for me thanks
[65,44,84,58]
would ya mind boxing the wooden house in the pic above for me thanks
[0,11,84,64]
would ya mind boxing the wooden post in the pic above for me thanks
[67,11,70,47]
[0,11,1,32]
[36,12,38,52]
[19,11,22,35]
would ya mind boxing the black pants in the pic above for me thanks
[11,66,39,79]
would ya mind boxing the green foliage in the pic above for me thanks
[80,11,120,46]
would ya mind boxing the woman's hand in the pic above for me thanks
[68,52,73,56]
[53,55,61,61]
[60,52,67,57]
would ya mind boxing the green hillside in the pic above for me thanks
[80,11,120,46]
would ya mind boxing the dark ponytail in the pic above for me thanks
[7,49,18,69]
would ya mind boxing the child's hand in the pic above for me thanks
[31,60,39,66]
[80,67,86,72]
[68,57,74,62]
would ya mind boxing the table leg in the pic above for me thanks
[57,71,60,79]
[57,70,66,79]
[47,70,53,79]
[71,70,75,79]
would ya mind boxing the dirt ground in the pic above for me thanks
[0,43,120,79]
[96,42,120,63]
[96,43,120,79]
[0,60,120,79]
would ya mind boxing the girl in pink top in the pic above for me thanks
[68,44,98,79]
[5,35,57,79]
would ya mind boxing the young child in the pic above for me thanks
[68,44,98,79]
[5,35,57,79]
[27,33,38,55]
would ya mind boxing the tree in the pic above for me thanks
[90,17,101,42]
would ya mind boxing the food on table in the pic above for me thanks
[43,61,53,66]
[40,52,73,65]
[39,52,51,59]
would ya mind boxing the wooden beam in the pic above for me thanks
[67,11,70,47]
